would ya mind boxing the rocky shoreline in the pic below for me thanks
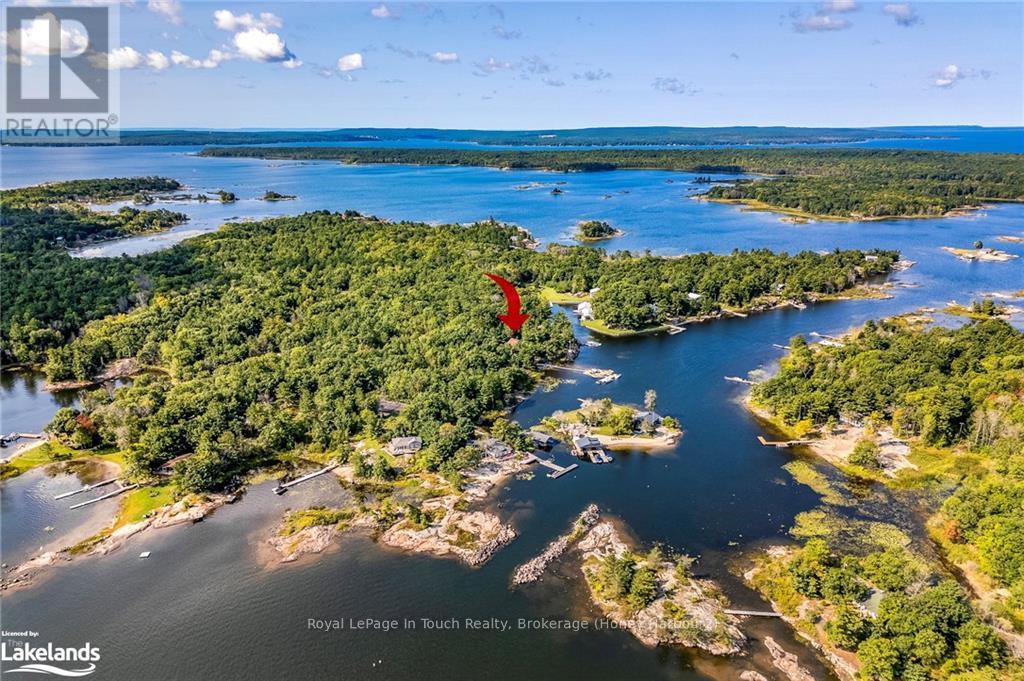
[512,504,600,585]
[578,521,746,656]
[2,493,232,592]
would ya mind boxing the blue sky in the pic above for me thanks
[11,1,1022,128]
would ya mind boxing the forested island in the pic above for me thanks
[3,177,898,498]
[19,126,926,147]
[575,220,623,242]
[198,146,1024,220]
[747,317,1024,678]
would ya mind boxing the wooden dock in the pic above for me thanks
[757,435,814,448]
[54,477,119,500]
[272,463,339,494]
[724,609,783,618]
[524,454,579,479]
[69,483,139,509]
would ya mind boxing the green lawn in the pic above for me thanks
[538,286,590,305]
[581,318,669,337]
[0,442,126,480]
[115,484,177,528]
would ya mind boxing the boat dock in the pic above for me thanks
[272,463,339,494]
[724,609,783,617]
[757,435,814,448]
[69,483,139,509]
[524,454,579,479]
[54,477,119,500]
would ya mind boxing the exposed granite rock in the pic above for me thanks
[578,521,746,656]
[764,636,816,681]
[380,505,515,567]
[512,504,599,585]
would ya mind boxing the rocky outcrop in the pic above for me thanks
[578,521,746,656]
[269,526,338,563]
[380,505,515,567]
[2,493,231,591]
[512,504,599,585]
[764,637,816,681]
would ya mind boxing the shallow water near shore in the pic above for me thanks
[2,143,1023,680]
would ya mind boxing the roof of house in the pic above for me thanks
[528,430,556,443]
[573,435,602,448]
[634,410,663,423]
[389,436,422,451]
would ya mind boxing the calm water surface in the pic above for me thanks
[1,142,1022,680]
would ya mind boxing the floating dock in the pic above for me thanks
[524,454,579,479]
[54,477,119,500]
[757,435,814,448]
[272,463,339,494]
[69,483,139,509]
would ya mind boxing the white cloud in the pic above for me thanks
[822,0,858,12]
[233,27,293,62]
[933,64,991,88]
[146,50,170,70]
[492,25,522,40]
[882,3,920,27]
[170,48,228,69]
[213,10,282,32]
[473,56,513,75]
[370,4,395,19]
[338,52,363,71]
[652,77,700,95]
[4,14,89,57]
[429,51,459,63]
[794,14,852,32]
[282,57,303,69]
[573,68,612,81]
[89,45,142,69]
[148,0,182,24]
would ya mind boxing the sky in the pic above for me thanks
[4,1,1022,129]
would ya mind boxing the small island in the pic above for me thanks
[941,243,1018,262]
[536,393,683,453]
[262,190,297,201]
[575,220,624,242]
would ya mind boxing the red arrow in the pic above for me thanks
[485,273,529,332]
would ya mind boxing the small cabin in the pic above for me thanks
[572,435,603,457]
[528,431,557,449]
[479,438,514,460]
[387,436,423,456]
[157,453,195,477]
[577,301,595,320]
[377,398,406,417]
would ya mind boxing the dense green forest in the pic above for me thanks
[14,126,922,147]
[753,319,1024,631]
[1,178,194,364]
[198,146,1024,219]
[1,177,901,493]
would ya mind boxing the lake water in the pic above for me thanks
[1,141,1023,680]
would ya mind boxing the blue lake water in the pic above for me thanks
[1,141,1023,681]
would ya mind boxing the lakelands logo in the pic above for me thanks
[3,5,120,143]
[1,640,100,677]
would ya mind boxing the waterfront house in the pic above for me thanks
[157,452,195,476]
[577,301,594,320]
[527,431,557,449]
[479,438,514,459]
[387,436,423,456]
[633,411,663,431]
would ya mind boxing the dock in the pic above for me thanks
[68,483,139,509]
[724,376,754,385]
[757,435,814,448]
[272,463,339,494]
[54,477,119,500]
[724,609,783,617]
[524,454,579,479]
